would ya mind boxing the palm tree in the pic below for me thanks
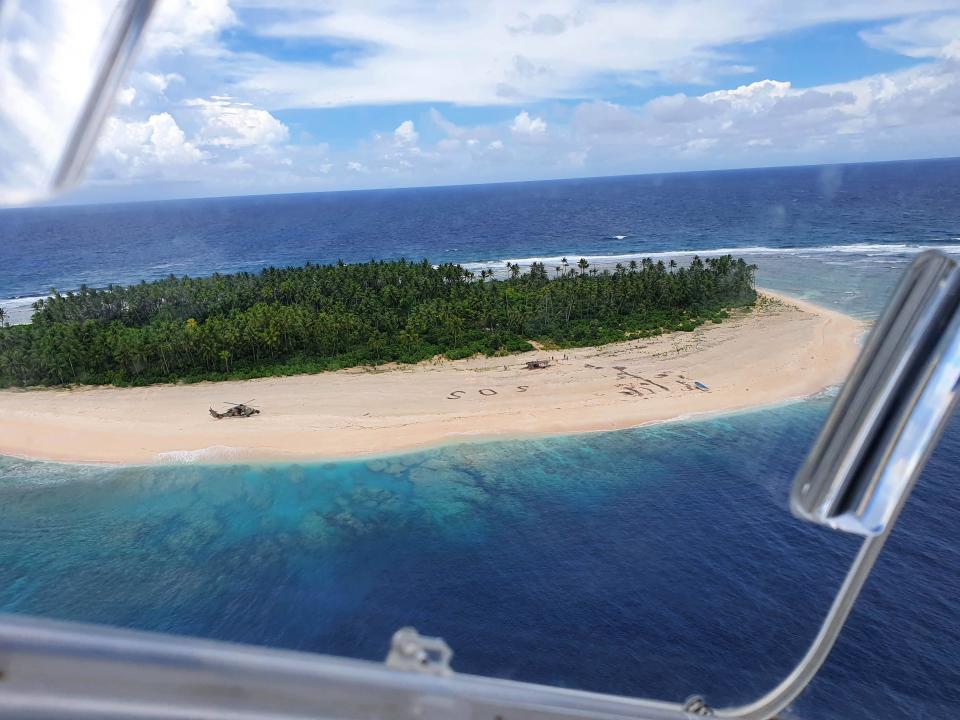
[0,306,6,327]
[0,254,758,387]
[669,259,677,270]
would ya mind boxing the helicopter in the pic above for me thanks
[209,400,261,419]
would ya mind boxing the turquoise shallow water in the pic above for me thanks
[2,397,959,718]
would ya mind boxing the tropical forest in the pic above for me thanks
[0,255,757,386]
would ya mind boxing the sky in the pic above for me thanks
[55,1,960,201]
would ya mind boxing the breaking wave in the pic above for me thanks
[459,241,960,271]
[0,294,46,310]
[156,446,247,464]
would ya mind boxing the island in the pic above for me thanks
[0,256,863,464]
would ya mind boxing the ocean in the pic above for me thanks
[1,158,959,718]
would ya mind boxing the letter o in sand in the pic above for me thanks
[478,388,498,396]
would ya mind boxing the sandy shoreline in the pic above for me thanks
[0,290,864,465]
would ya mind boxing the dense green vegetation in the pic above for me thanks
[0,255,756,387]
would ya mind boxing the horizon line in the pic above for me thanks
[28,153,960,211]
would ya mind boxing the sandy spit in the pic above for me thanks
[0,291,865,465]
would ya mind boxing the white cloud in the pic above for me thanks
[99,113,206,172]
[393,120,419,145]
[187,96,289,148]
[225,1,958,108]
[116,87,137,106]
[511,110,547,135]
[861,13,960,59]
[87,88,324,194]
[52,1,960,199]
[702,78,791,107]
[819,59,960,132]
[569,59,960,171]
[90,112,331,195]
[144,0,237,55]
[430,108,464,138]
[86,55,960,197]
[136,72,184,95]
[645,93,726,123]
[573,100,643,135]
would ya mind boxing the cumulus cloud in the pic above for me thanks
[98,113,206,174]
[63,0,960,199]
[571,60,960,171]
[88,91,303,193]
[88,59,960,197]
[393,120,419,145]
[511,111,547,136]
[187,96,289,148]
[701,78,791,108]
[820,59,960,132]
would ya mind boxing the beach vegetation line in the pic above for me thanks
[0,255,756,387]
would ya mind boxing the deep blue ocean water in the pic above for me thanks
[2,158,960,718]
[1,157,959,320]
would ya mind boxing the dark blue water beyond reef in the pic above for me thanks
[2,158,960,718]
[1,157,959,320]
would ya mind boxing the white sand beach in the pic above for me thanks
[0,291,864,464]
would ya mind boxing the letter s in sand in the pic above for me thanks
[447,390,465,400]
